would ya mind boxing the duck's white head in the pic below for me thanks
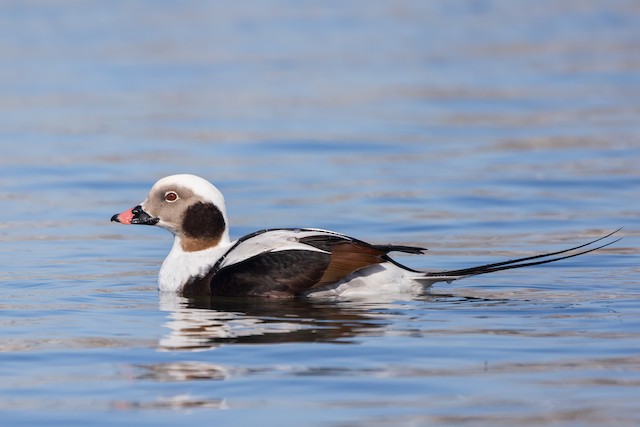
[112,174,230,251]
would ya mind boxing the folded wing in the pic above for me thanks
[209,228,426,297]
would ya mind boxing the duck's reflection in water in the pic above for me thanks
[133,291,502,405]
[158,293,398,351]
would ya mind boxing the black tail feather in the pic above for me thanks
[425,228,622,279]
[373,244,428,255]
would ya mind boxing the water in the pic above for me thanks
[1,1,639,425]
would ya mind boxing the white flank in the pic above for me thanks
[306,263,430,299]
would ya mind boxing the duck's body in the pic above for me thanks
[111,174,619,298]
[158,227,433,297]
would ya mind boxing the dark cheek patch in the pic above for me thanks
[182,202,226,241]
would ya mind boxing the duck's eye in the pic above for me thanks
[164,191,179,202]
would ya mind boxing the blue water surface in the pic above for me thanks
[0,1,639,426]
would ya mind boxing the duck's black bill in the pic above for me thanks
[111,205,159,225]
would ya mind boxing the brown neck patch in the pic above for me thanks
[180,201,226,252]
[180,236,222,252]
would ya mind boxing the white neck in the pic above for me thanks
[158,235,234,293]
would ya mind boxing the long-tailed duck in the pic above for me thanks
[111,174,620,298]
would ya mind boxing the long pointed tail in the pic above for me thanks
[417,228,622,284]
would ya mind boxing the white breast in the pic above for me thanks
[158,237,233,293]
